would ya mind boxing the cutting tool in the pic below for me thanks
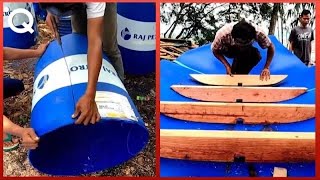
[49,15,76,109]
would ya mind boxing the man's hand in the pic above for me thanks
[226,66,233,76]
[19,128,40,150]
[260,68,270,81]
[72,94,101,126]
[35,42,49,56]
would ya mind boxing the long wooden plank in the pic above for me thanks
[160,101,315,124]
[160,129,315,162]
[190,74,287,86]
[171,85,307,102]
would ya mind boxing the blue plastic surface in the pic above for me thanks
[117,3,155,22]
[4,24,37,49]
[160,35,315,177]
[58,16,72,37]
[161,159,315,177]
[117,3,155,75]
[29,34,149,175]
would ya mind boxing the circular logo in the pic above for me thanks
[37,75,49,89]
[121,27,131,40]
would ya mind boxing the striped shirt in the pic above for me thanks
[211,22,272,52]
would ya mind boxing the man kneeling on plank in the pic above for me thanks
[211,19,275,81]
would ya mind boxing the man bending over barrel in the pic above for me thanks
[211,19,275,80]
[40,3,125,126]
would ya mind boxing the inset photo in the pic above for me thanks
[3,2,155,177]
[160,3,315,177]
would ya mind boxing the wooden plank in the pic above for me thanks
[171,85,307,102]
[273,167,287,177]
[160,101,315,124]
[167,46,185,53]
[160,38,192,46]
[160,48,181,57]
[160,129,315,162]
[161,56,176,60]
[190,74,288,86]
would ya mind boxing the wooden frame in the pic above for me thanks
[171,85,307,102]
[190,74,288,86]
[161,129,315,162]
[160,101,315,124]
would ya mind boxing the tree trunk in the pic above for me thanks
[168,22,179,38]
[164,22,177,38]
[268,3,280,35]
[281,17,284,43]
[165,3,187,38]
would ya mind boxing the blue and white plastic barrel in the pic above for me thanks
[3,2,38,49]
[32,3,47,21]
[57,16,72,36]
[117,3,155,75]
[29,34,149,175]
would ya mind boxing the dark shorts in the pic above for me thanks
[222,45,262,74]
[4,78,25,99]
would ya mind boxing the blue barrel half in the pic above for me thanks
[29,33,149,175]
[117,3,155,75]
[3,2,38,48]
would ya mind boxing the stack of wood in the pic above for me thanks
[160,38,198,60]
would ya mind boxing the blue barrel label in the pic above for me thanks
[95,91,137,121]
[117,14,155,51]
[37,74,49,89]
[32,54,126,110]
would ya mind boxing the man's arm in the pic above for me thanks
[211,28,233,75]
[310,30,314,54]
[288,29,295,52]
[288,41,294,52]
[259,43,275,81]
[4,115,24,137]
[264,43,275,69]
[86,17,104,97]
[3,115,39,149]
[72,16,103,125]
[3,43,49,60]
[212,49,232,75]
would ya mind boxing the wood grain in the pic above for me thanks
[160,101,315,124]
[190,74,287,86]
[171,85,307,102]
[160,129,315,162]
